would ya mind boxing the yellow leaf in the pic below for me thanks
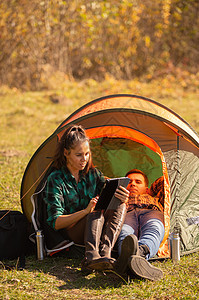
[145,36,150,48]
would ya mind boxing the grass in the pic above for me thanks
[0,77,199,299]
[0,253,199,299]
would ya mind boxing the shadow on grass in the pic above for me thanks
[57,267,128,291]
[33,255,127,290]
[12,246,129,290]
[2,245,168,290]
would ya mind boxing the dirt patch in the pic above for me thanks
[49,94,73,106]
[0,150,27,157]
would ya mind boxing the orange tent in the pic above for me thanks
[21,94,199,257]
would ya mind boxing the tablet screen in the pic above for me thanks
[95,177,130,210]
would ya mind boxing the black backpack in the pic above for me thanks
[0,210,29,265]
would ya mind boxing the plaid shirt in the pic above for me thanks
[44,166,105,229]
[149,176,164,209]
[127,176,164,212]
[127,194,163,212]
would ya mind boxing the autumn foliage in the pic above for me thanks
[0,0,198,90]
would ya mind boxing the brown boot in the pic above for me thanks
[84,210,113,271]
[100,202,127,264]
[137,244,148,256]
[84,194,126,271]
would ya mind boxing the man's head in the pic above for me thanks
[125,169,149,195]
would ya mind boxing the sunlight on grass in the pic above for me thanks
[0,79,199,299]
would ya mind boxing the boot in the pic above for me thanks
[100,202,127,265]
[115,234,139,274]
[128,245,163,281]
[138,244,150,258]
[83,210,112,271]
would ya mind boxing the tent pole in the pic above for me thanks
[174,131,181,235]
[170,133,181,262]
[174,133,181,234]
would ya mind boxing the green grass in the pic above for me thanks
[0,253,199,299]
[0,78,199,299]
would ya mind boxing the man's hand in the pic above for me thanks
[114,186,129,204]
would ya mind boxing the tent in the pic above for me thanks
[21,94,199,258]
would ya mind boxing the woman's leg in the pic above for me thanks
[62,216,87,245]
[100,203,126,259]
[84,210,105,261]
[83,198,127,271]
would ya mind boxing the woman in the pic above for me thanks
[44,124,129,271]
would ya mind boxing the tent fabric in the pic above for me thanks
[21,94,199,258]
[90,137,163,183]
[65,110,199,154]
[86,133,170,257]
[164,150,199,254]
[59,95,199,147]
[58,125,163,155]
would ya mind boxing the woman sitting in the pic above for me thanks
[43,124,129,271]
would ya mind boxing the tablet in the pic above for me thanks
[95,177,130,210]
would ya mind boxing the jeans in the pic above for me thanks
[117,208,165,259]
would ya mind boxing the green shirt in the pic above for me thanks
[43,166,105,229]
